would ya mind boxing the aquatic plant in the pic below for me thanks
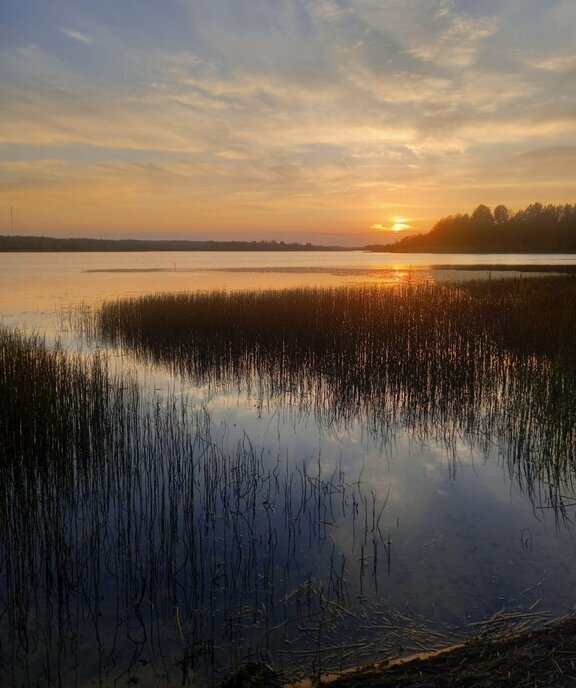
[0,327,397,686]
[4,275,576,685]
[91,278,576,514]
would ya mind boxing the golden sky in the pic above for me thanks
[1,0,576,245]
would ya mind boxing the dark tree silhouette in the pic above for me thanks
[377,202,576,253]
[494,204,511,224]
[471,204,494,226]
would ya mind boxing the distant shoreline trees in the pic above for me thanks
[0,236,347,252]
[374,203,576,253]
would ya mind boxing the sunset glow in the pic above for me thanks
[1,1,576,244]
[391,218,412,233]
[371,218,412,233]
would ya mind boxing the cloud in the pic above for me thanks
[61,28,94,44]
[1,0,575,239]
[307,1,351,23]
[409,14,499,69]
[341,0,499,69]
[485,146,576,183]
[522,52,576,74]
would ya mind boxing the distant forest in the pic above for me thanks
[0,236,346,252]
[373,203,576,253]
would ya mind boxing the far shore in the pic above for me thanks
[0,234,356,252]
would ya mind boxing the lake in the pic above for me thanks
[3,250,576,324]
[1,251,576,686]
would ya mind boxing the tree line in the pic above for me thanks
[378,203,576,253]
[0,236,345,252]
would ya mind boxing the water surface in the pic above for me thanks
[1,252,576,686]
[3,249,576,321]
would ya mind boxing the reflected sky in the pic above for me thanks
[208,389,575,625]
[2,251,576,324]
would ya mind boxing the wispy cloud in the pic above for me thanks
[522,52,576,73]
[61,28,94,45]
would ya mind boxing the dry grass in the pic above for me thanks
[315,615,576,687]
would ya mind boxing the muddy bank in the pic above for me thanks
[220,616,576,688]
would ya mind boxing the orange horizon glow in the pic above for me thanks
[2,2,576,245]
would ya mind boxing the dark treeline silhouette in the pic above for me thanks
[0,235,347,252]
[372,202,576,253]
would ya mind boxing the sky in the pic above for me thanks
[1,0,575,246]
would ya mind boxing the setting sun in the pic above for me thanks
[371,217,412,233]
[391,217,411,232]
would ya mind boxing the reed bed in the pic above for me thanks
[0,328,396,686]
[4,276,576,685]
[91,277,576,516]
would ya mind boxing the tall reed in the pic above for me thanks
[0,327,394,686]
[91,278,576,515]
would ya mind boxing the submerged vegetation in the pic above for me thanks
[3,276,576,685]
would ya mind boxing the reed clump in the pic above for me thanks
[0,327,393,686]
[91,277,576,514]
[0,328,120,471]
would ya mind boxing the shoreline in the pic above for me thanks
[221,616,576,687]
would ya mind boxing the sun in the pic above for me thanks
[370,217,412,233]
[391,217,411,232]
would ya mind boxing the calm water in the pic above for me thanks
[3,249,576,322]
[1,251,576,686]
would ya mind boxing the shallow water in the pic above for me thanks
[2,249,576,321]
[1,252,576,686]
